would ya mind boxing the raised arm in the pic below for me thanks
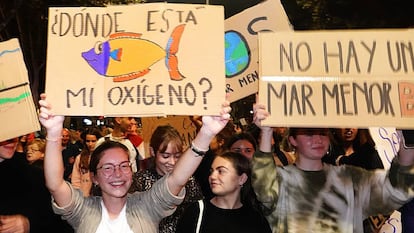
[167,101,231,195]
[253,103,273,153]
[38,93,72,207]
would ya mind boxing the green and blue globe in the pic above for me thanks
[225,31,250,78]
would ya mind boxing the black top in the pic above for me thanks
[322,143,384,170]
[0,153,73,233]
[176,199,272,233]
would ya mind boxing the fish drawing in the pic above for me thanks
[81,24,186,82]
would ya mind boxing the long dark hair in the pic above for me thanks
[214,151,265,215]
[79,128,102,174]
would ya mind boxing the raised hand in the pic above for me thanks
[0,215,30,233]
[38,93,64,135]
[200,101,232,137]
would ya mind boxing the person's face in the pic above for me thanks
[26,144,44,164]
[119,117,134,133]
[155,142,181,176]
[230,139,255,160]
[209,156,246,197]
[289,129,330,160]
[128,118,137,134]
[0,138,19,162]
[85,134,98,152]
[93,148,132,198]
[61,130,70,145]
[336,128,358,142]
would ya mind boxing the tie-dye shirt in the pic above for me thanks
[252,151,414,233]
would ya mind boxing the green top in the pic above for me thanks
[252,151,414,233]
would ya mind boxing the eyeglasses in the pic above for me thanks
[97,161,132,177]
[27,148,40,153]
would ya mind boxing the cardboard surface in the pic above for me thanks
[225,0,292,103]
[46,3,225,116]
[0,38,40,141]
[258,29,414,128]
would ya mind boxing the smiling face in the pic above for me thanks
[336,128,358,143]
[209,155,247,198]
[155,142,182,176]
[92,147,132,199]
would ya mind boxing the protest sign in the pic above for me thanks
[258,29,414,128]
[225,0,291,103]
[141,116,197,158]
[369,127,399,170]
[46,3,225,116]
[0,38,40,141]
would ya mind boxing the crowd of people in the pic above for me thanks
[1,94,414,233]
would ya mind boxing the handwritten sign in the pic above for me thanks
[369,127,399,170]
[258,29,414,128]
[224,0,291,103]
[0,39,40,141]
[46,3,225,116]
[141,116,197,158]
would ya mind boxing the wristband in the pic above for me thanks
[190,142,208,157]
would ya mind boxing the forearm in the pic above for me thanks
[71,156,81,189]
[252,151,279,209]
[38,94,72,206]
[169,126,214,195]
[259,127,273,153]
[44,128,72,206]
[44,127,64,189]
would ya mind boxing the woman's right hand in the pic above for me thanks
[38,93,64,134]
[253,103,272,131]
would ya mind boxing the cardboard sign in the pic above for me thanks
[258,29,414,128]
[225,0,292,103]
[369,127,399,170]
[141,116,197,158]
[46,3,225,116]
[0,39,40,141]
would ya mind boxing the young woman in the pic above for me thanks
[176,151,271,233]
[38,93,231,233]
[226,132,257,160]
[252,102,414,233]
[322,128,384,170]
[71,127,102,196]
[130,125,203,233]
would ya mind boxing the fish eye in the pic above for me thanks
[94,42,103,54]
